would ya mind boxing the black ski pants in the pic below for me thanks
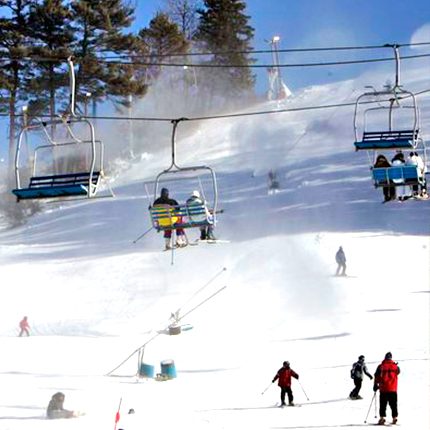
[350,377,362,397]
[379,391,398,418]
[280,386,293,405]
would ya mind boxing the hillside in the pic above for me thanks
[0,62,429,430]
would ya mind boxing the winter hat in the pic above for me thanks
[358,355,365,361]
[283,361,290,367]
[385,352,392,360]
[192,190,201,198]
[161,187,169,196]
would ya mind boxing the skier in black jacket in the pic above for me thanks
[153,188,187,249]
[349,355,373,399]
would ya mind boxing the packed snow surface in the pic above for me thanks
[0,61,429,430]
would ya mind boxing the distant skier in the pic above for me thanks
[18,316,30,337]
[268,169,280,194]
[152,187,187,249]
[349,355,373,399]
[335,246,347,276]
[373,352,400,425]
[46,392,75,419]
[272,361,299,406]
[186,190,215,240]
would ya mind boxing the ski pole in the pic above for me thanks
[132,226,153,244]
[298,380,309,401]
[374,390,378,418]
[364,392,376,423]
[261,382,273,395]
[114,397,122,430]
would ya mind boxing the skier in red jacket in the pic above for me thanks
[373,352,400,425]
[272,361,299,406]
[18,316,30,337]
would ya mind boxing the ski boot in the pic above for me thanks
[377,417,386,425]
[392,417,398,425]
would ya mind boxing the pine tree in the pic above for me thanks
[195,0,255,98]
[26,0,74,120]
[70,0,147,111]
[138,12,189,85]
[0,0,32,177]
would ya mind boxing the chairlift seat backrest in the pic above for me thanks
[150,203,213,231]
[372,165,423,187]
[355,129,419,150]
[12,171,100,200]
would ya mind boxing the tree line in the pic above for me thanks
[0,0,255,164]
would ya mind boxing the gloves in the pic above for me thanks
[369,375,373,380]
[272,379,276,383]
[373,384,378,392]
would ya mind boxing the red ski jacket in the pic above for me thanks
[273,367,299,387]
[374,359,400,392]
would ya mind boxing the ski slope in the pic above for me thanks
[0,57,429,430]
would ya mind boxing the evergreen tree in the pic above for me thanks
[138,12,189,84]
[70,0,146,111]
[0,0,32,175]
[196,0,255,98]
[26,0,74,119]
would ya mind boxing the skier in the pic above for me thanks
[268,169,280,193]
[18,316,30,337]
[349,355,373,399]
[373,352,400,425]
[272,361,299,406]
[46,392,75,419]
[186,190,215,240]
[153,187,187,249]
[335,246,347,276]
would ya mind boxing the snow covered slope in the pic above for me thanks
[0,60,429,430]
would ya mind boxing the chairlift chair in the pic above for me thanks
[353,45,428,192]
[149,119,218,232]
[11,58,112,201]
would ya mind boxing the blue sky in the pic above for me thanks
[131,0,430,92]
[0,0,429,157]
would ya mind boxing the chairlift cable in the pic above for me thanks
[1,52,429,69]
[3,88,430,124]
[98,52,430,69]
[9,41,430,60]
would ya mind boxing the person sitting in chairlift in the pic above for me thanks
[186,190,215,241]
[374,154,395,202]
[391,151,409,201]
[153,187,187,249]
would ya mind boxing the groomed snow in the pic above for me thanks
[0,58,429,430]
